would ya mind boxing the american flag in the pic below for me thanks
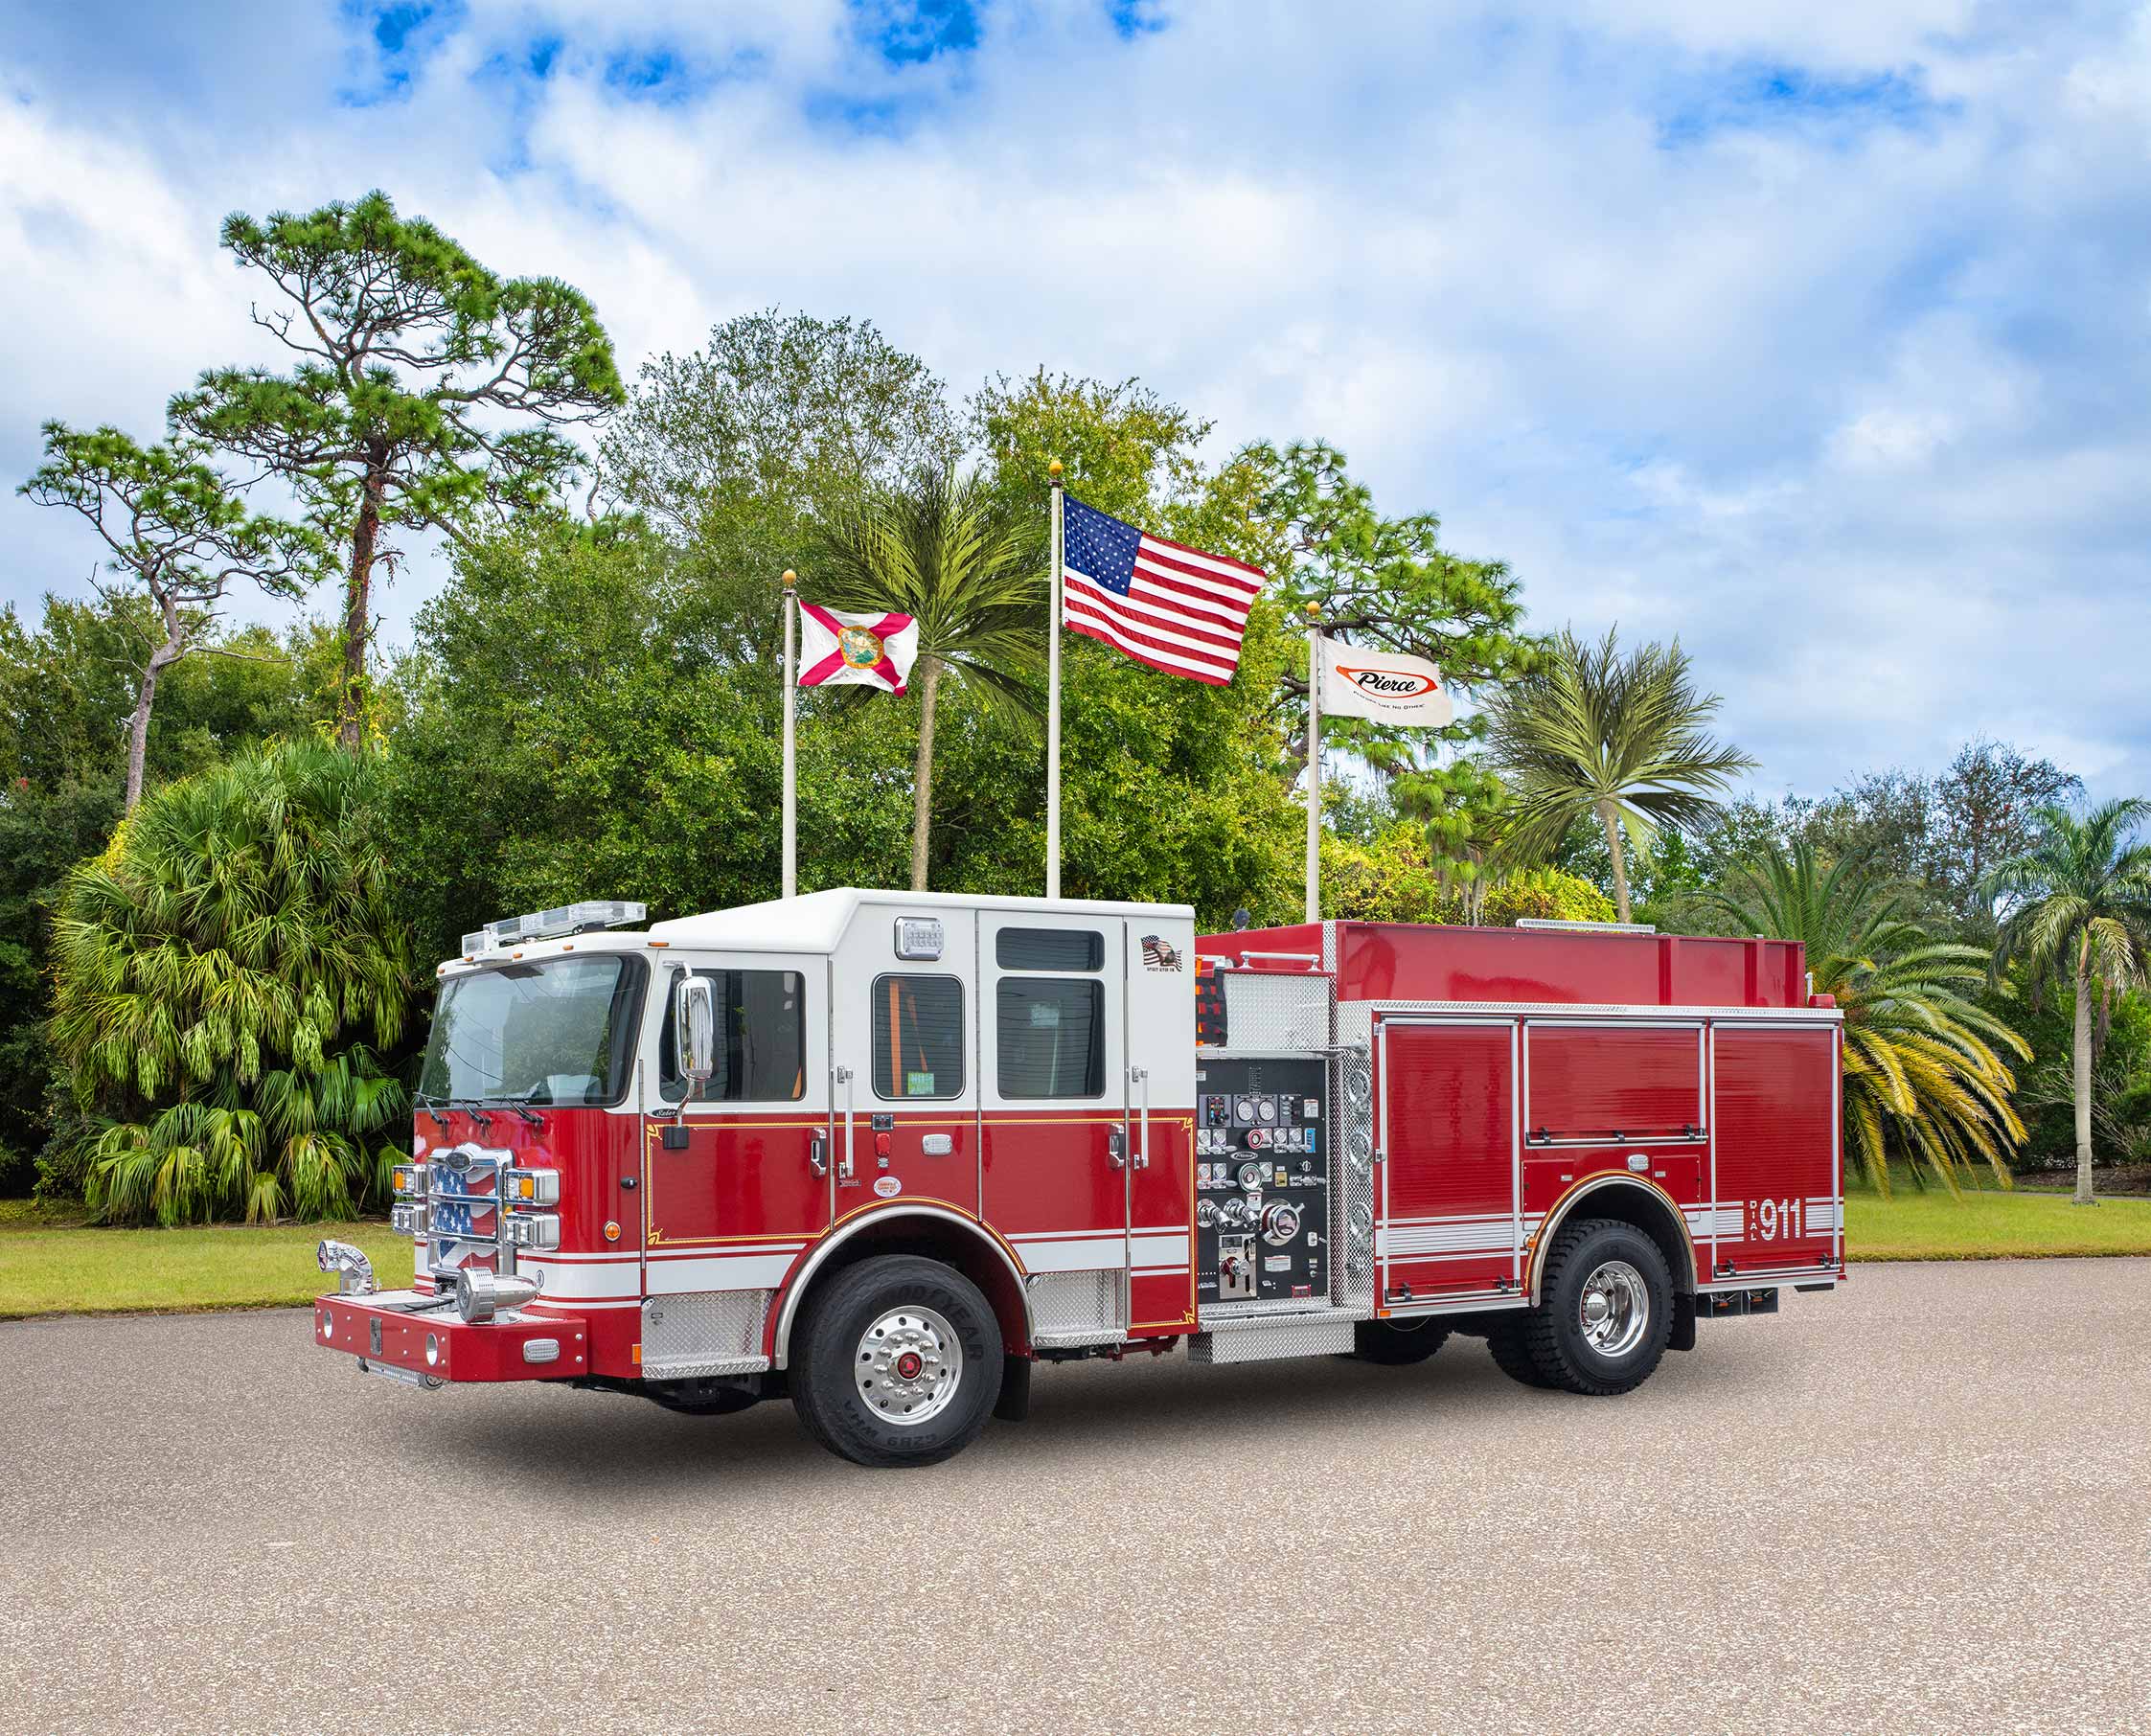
[1061,494,1265,685]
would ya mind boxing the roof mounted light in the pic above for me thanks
[463,900,646,956]
[1513,918,1658,935]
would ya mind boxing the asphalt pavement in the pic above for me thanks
[3,1259,2147,1736]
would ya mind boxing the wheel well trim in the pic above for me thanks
[1525,1175,1697,1307]
[771,1204,1032,1370]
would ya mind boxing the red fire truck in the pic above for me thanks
[313,890,1843,1467]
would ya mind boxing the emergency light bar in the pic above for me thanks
[463,900,646,956]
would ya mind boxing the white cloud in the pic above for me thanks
[1,0,2147,806]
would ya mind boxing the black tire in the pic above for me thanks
[1517,1217,1675,1396]
[790,1255,1003,1468]
[1485,1313,1557,1388]
[1353,1316,1451,1365]
[643,1377,763,1416]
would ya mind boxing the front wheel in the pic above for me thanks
[791,1255,1003,1468]
[1514,1218,1674,1395]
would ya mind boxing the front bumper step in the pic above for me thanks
[316,1292,588,1382]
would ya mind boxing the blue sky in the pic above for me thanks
[3,0,2148,801]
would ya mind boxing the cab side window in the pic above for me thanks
[872,974,965,1100]
[995,927,1107,1101]
[659,968,806,1102]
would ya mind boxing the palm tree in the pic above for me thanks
[1699,840,2027,1195]
[812,467,1043,890]
[1485,627,1754,922]
[49,740,414,1223]
[1984,800,2151,1205]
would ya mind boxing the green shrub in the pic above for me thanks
[49,742,414,1223]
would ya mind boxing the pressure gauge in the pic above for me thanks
[1256,1098,1278,1124]
[1233,1098,1257,1124]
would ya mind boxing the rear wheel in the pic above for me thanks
[1352,1316,1451,1365]
[1514,1218,1674,1395]
[791,1255,1003,1468]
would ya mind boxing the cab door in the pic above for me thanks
[979,912,1131,1333]
[645,953,830,1296]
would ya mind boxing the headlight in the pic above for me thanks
[505,1213,560,1250]
[503,1167,561,1205]
[389,1203,425,1236]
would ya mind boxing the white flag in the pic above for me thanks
[1317,637,1454,727]
[797,604,921,695]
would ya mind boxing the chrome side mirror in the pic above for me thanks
[675,974,716,1098]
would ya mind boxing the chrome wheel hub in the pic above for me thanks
[854,1305,963,1427]
[1578,1259,1649,1359]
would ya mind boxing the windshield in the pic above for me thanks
[420,955,644,1106]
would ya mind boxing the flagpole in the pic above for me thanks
[1304,602,1322,925]
[781,569,797,901]
[1046,458,1064,901]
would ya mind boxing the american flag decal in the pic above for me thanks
[1062,494,1264,684]
[1141,934,1183,971]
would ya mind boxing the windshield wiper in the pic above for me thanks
[413,1092,450,1134]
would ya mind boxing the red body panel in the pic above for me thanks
[1199,922,1808,1010]
[1524,1022,1704,1142]
[1710,1025,1842,1277]
[1379,1021,1518,1302]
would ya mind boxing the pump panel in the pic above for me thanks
[1193,1055,1328,1308]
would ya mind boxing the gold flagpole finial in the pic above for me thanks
[1306,602,1321,620]
[782,569,796,589]
[1047,458,1063,481]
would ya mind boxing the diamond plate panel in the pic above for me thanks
[642,1290,771,1378]
[1027,1269,1125,1347]
[1219,972,1334,1051]
[1187,1314,1354,1363]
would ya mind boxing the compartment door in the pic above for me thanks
[1709,1023,1842,1279]
[1378,1018,1521,1308]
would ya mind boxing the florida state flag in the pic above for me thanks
[797,605,920,695]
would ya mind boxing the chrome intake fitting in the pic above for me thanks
[453,1267,543,1323]
[316,1239,377,1296]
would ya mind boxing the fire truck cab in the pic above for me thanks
[314,889,1843,1468]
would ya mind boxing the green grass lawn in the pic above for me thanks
[0,1201,413,1319]
[1846,1184,2151,1261]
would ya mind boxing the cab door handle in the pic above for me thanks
[809,1132,829,1177]
[1107,1126,1128,1169]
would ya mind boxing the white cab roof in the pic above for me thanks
[647,887,1196,955]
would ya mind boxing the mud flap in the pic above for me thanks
[993,1354,1032,1422]
[1670,1291,1697,1353]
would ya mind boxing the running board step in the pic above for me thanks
[1188,1315,1354,1364]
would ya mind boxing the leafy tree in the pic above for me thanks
[1701,840,2027,1195]
[812,468,1043,889]
[1320,824,1613,926]
[48,741,414,1222]
[601,310,958,651]
[1986,801,2151,1204]
[171,190,624,749]
[1775,741,2080,937]
[1485,627,1755,922]
[385,518,922,969]
[18,424,317,809]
